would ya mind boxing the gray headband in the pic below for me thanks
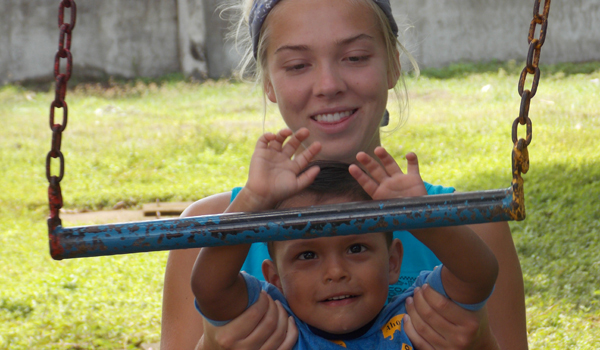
[249,0,399,59]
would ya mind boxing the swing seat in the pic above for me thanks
[50,186,523,260]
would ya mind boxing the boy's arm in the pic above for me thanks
[409,225,498,306]
[350,147,498,306]
[191,128,321,322]
[190,188,276,322]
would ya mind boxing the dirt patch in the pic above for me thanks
[60,202,193,225]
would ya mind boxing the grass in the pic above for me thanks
[1,61,600,349]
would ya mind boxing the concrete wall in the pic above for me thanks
[0,0,181,83]
[1,0,599,84]
[395,0,600,68]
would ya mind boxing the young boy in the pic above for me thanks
[191,128,498,349]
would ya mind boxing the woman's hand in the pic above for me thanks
[402,284,500,350]
[200,291,298,350]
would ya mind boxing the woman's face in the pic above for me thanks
[264,0,397,163]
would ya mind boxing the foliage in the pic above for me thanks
[1,61,599,349]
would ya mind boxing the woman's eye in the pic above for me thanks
[286,63,306,71]
[347,55,369,63]
[348,244,366,254]
[298,251,316,260]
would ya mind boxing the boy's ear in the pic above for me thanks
[264,78,277,103]
[388,238,403,284]
[387,49,401,89]
[262,259,283,293]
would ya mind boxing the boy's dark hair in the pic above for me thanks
[268,161,394,258]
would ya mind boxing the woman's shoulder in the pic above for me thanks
[180,191,234,217]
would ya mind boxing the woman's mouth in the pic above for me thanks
[312,109,357,123]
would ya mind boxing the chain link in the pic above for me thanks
[511,0,550,218]
[47,0,77,233]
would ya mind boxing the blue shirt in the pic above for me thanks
[200,267,488,349]
[236,182,455,300]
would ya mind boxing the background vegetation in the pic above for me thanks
[1,61,599,349]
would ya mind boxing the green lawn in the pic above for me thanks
[1,61,599,349]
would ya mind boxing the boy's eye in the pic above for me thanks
[348,244,366,254]
[298,251,316,260]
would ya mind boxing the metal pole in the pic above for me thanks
[50,188,520,260]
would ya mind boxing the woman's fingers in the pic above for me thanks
[205,291,272,349]
[406,283,483,349]
[276,316,298,350]
[403,313,434,350]
[417,283,482,347]
[258,300,293,350]
[231,290,271,339]
[243,293,282,347]
[405,287,447,345]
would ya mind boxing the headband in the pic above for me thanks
[249,0,399,59]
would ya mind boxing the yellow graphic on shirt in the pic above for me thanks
[329,340,346,348]
[401,343,413,350]
[381,314,405,340]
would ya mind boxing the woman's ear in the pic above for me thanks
[262,259,283,292]
[264,78,277,103]
[388,238,403,284]
[387,49,401,89]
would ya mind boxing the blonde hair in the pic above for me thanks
[224,0,419,127]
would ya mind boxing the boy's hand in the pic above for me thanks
[349,146,427,200]
[243,128,321,210]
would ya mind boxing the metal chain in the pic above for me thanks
[47,0,77,234]
[511,0,550,219]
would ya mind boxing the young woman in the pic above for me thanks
[160,0,528,349]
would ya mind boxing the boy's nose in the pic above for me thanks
[322,257,350,283]
[314,63,346,99]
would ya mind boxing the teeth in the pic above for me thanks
[314,110,353,123]
[327,295,352,301]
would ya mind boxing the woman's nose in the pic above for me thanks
[314,63,346,98]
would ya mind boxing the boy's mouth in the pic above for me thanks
[312,109,357,123]
[322,294,358,302]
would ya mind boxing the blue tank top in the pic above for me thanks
[234,182,455,299]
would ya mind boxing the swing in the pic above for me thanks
[46,0,551,260]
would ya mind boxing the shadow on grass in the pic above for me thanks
[453,160,600,309]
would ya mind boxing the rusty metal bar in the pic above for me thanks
[49,187,522,260]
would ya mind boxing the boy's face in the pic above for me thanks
[262,196,403,334]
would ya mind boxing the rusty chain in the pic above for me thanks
[47,0,76,234]
[511,0,550,219]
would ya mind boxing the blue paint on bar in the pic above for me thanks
[50,188,520,260]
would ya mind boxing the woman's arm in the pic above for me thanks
[403,222,527,350]
[473,221,527,350]
[160,192,231,350]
